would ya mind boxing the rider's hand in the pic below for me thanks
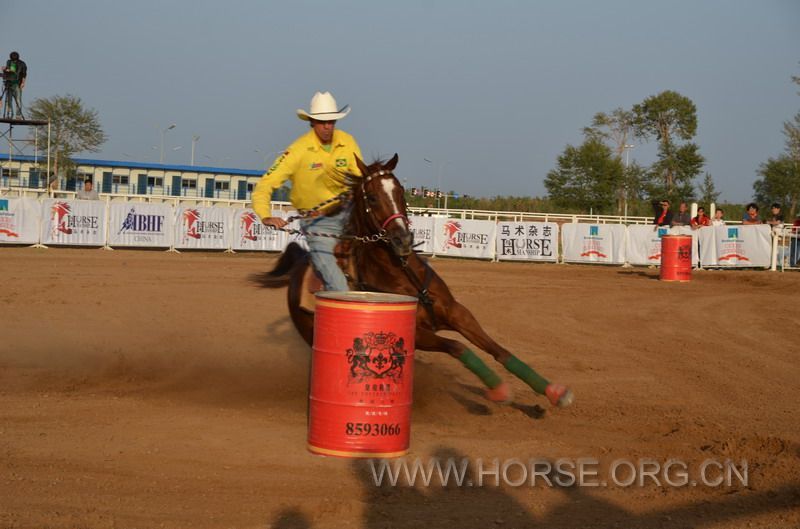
[262,217,288,229]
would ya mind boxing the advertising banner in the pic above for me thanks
[41,198,106,246]
[108,202,173,248]
[496,222,559,262]
[711,225,772,268]
[626,225,700,266]
[561,223,626,264]
[232,208,286,251]
[433,218,496,259]
[0,197,40,244]
[408,215,435,254]
[174,205,231,250]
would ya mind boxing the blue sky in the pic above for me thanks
[3,0,798,202]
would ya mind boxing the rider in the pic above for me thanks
[252,91,363,291]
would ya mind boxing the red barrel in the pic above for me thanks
[308,291,418,458]
[660,235,692,282]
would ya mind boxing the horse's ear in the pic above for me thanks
[355,155,369,177]
[385,153,399,172]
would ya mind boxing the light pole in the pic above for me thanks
[191,135,200,166]
[159,123,176,163]
[622,143,635,220]
[423,158,450,208]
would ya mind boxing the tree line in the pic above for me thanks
[27,69,799,219]
[543,73,800,219]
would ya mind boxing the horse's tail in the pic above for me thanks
[249,242,309,288]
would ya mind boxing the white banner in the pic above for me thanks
[561,223,626,264]
[107,202,173,248]
[41,199,106,246]
[626,225,700,266]
[232,208,286,251]
[0,197,40,244]
[174,206,232,250]
[496,222,559,262]
[433,218,496,259]
[710,225,772,268]
[408,215,435,254]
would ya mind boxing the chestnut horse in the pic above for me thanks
[257,155,573,408]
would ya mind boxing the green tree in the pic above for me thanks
[753,155,800,217]
[544,138,623,214]
[697,172,720,205]
[28,94,107,187]
[583,107,640,213]
[633,90,704,202]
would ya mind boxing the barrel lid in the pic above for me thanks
[315,291,418,304]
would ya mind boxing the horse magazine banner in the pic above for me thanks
[561,223,626,264]
[232,208,287,251]
[408,215,435,254]
[495,221,559,262]
[0,197,40,245]
[174,205,232,250]
[108,202,174,248]
[433,218,496,259]
[625,225,700,266]
[41,198,107,247]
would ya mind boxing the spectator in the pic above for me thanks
[691,206,711,229]
[711,208,725,226]
[76,179,99,200]
[671,202,691,226]
[742,203,762,225]
[652,199,673,227]
[766,203,784,228]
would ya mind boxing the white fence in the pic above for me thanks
[0,195,791,270]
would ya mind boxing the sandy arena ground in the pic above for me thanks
[0,247,798,529]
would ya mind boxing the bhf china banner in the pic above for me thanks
[433,218,496,259]
[232,208,287,251]
[561,223,626,264]
[496,222,559,262]
[0,197,40,244]
[626,225,700,266]
[174,205,232,250]
[41,198,106,246]
[697,224,772,268]
[408,215,435,254]
[107,202,174,248]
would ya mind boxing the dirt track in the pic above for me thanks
[0,248,798,529]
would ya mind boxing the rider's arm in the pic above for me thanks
[252,149,296,221]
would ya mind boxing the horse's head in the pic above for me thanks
[352,154,414,257]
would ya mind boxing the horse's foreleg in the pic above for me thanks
[440,301,573,407]
[415,326,512,403]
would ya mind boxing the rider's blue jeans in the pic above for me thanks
[300,209,349,291]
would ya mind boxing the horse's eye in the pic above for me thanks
[366,194,378,205]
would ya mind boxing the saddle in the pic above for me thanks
[299,240,358,312]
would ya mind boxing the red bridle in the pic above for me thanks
[380,212,409,230]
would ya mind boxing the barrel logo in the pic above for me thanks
[345,332,407,383]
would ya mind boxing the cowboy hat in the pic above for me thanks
[297,91,350,121]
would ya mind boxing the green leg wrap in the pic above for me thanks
[459,349,502,389]
[503,355,549,395]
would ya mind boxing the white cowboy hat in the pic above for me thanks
[296,91,351,121]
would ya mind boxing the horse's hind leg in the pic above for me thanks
[440,301,574,407]
[415,327,513,403]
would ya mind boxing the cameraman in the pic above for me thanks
[2,51,27,119]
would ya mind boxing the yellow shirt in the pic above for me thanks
[252,129,363,219]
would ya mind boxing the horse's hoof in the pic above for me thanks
[545,383,574,408]
[485,382,513,404]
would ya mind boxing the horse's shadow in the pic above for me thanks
[270,445,800,529]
